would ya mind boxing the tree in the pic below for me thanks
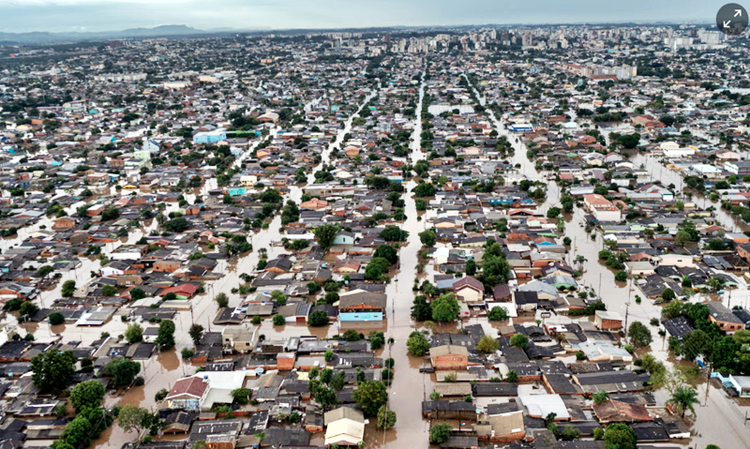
[365,257,391,280]
[19,301,37,319]
[315,386,338,411]
[419,230,436,247]
[546,207,561,219]
[681,329,712,360]
[411,295,432,321]
[59,415,93,448]
[431,293,460,322]
[343,329,361,341]
[628,321,652,347]
[214,292,229,308]
[674,230,692,246]
[661,288,676,301]
[37,265,54,278]
[488,306,509,321]
[104,358,141,387]
[373,245,398,265]
[61,280,76,297]
[561,424,581,441]
[380,226,408,242]
[102,285,120,298]
[124,323,143,344]
[155,388,169,402]
[117,404,149,435]
[324,291,340,305]
[476,335,499,354]
[407,331,430,356]
[308,310,329,327]
[615,270,628,282]
[353,380,388,416]
[592,390,609,404]
[509,333,529,349]
[270,290,287,305]
[369,331,385,350]
[593,427,604,440]
[506,370,518,382]
[70,380,106,412]
[155,319,176,349]
[430,423,452,444]
[273,314,286,326]
[189,324,204,346]
[31,350,76,393]
[377,405,397,429]
[603,423,637,449]
[48,312,65,325]
[409,179,434,197]
[314,224,340,249]
[231,388,252,405]
[129,287,146,301]
[668,386,699,418]
[331,370,346,391]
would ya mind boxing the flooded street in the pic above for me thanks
[461,74,750,448]
[14,58,748,449]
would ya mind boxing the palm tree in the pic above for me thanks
[668,387,699,418]
[575,255,587,269]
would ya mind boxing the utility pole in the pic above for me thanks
[624,278,633,337]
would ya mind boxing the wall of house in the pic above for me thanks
[339,312,383,321]
[457,288,482,303]
[432,354,468,370]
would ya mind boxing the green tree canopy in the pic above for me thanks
[314,224,340,249]
[104,358,141,387]
[31,350,76,393]
[431,293,460,322]
[628,321,653,347]
[603,423,637,449]
[124,323,143,344]
[509,333,529,349]
[476,335,499,354]
[353,380,388,416]
[488,306,509,321]
[70,380,106,412]
[407,331,431,356]
[154,319,176,349]
[419,229,436,247]
[189,324,204,347]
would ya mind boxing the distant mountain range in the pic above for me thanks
[0,21,714,46]
[0,25,271,45]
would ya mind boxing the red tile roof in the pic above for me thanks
[166,376,209,400]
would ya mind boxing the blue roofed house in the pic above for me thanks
[338,290,387,322]
[193,129,227,144]
[227,186,247,197]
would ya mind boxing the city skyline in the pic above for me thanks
[0,0,733,33]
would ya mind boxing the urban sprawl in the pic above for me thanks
[0,23,748,449]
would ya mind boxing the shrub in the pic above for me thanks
[48,312,65,325]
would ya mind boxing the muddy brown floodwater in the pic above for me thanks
[460,74,750,448]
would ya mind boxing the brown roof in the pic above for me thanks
[453,276,484,293]
[430,344,469,357]
[493,284,511,300]
[592,399,652,423]
[165,376,209,400]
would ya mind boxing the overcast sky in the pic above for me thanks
[0,0,734,33]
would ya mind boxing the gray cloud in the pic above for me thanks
[0,0,731,33]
